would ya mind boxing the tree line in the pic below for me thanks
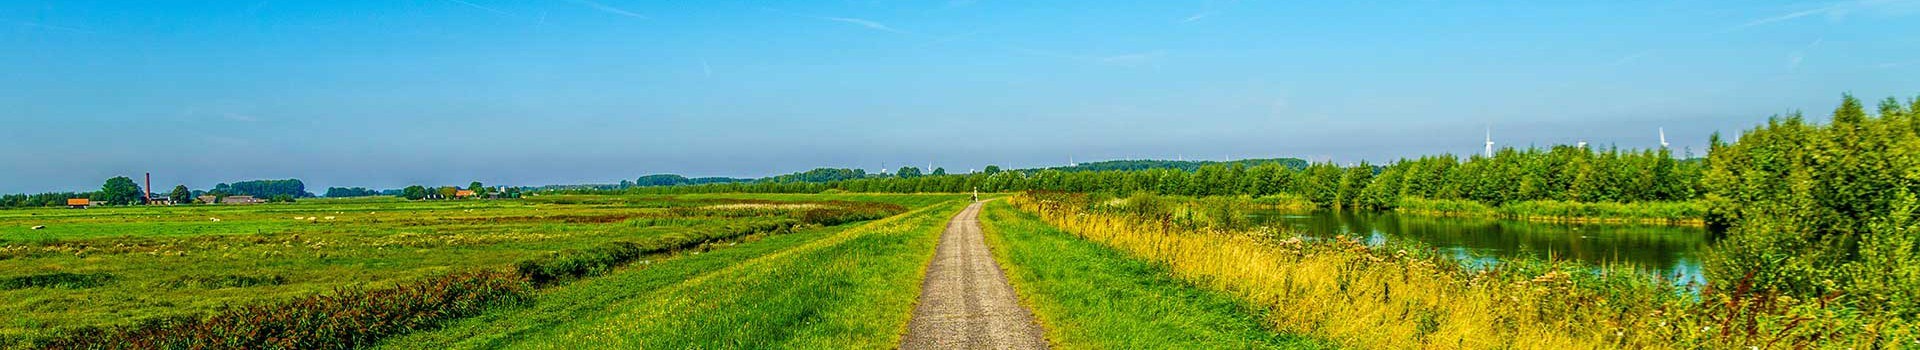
[211,179,312,199]
[606,150,1702,212]
[395,181,520,200]
[0,178,319,208]
[323,187,382,197]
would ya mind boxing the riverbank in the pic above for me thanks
[1015,192,1910,348]
[1393,197,1706,227]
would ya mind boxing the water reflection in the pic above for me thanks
[1248,210,1712,285]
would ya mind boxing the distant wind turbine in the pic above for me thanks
[1484,126,1495,158]
[1659,128,1670,149]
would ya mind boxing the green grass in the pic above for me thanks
[383,199,967,349]
[977,200,1329,349]
[0,193,956,345]
[1393,197,1706,226]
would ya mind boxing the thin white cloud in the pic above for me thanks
[566,0,648,20]
[1180,0,1239,23]
[818,16,910,35]
[1788,37,1824,71]
[701,59,712,78]
[1180,12,1213,23]
[445,0,511,16]
[1723,0,1918,33]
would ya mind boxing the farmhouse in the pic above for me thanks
[196,195,265,204]
[223,195,265,204]
[455,190,477,199]
[67,198,90,209]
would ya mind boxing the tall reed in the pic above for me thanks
[1013,192,1912,349]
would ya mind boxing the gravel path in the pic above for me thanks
[899,201,1049,350]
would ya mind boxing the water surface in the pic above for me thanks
[1248,210,1711,285]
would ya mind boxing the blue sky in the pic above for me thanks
[3,0,1917,193]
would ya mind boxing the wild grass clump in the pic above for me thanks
[1396,197,1705,226]
[1014,192,1914,349]
[38,270,531,350]
[156,274,287,289]
[0,272,113,290]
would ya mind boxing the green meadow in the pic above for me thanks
[0,194,956,347]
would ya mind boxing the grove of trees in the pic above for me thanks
[324,187,382,197]
[1703,94,1920,315]
[212,179,313,199]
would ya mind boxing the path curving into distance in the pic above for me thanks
[900,201,1049,349]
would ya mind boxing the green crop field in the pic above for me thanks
[0,194,961,347]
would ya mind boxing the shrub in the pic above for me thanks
[0,272,113,290]
[39,271,531,349]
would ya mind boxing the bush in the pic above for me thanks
[0,272,113,290]
[40,271,531,349]
[1704,94,1920,317]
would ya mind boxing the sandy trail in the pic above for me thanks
[899,201,1048,349]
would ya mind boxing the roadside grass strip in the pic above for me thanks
[978,200,1329,349]
[384,199,965,349]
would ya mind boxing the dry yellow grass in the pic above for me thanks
[1010,194,1913,349]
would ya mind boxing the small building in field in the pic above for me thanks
[454,190,477,199]
[67,198,90,209]
[196,195,264,204]
[146,198,175,206]
[223,195,265,204]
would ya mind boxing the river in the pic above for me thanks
[1247,210,1712,286]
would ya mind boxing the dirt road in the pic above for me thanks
[899,201,1048,350]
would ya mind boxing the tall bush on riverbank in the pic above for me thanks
[1016,192,1913,348]
[1704,94,1920,317]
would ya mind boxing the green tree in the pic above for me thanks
[400,185,428,200]
[931,167,947,176]
[168,185,191,204]
[896,167,923,178]
[271,194,295,203]
[96,176,143,205]
[1704,94,1920,316]
[983,165,1002,175]
[437,186,458,199]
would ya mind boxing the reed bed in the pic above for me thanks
[1013,192,1913,349]
[1395,197,1706,226]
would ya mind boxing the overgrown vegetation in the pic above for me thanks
[1703,94,1920,319]
[978,200,1327,349]
[1015,191,1913,348]
[39,271,532,350]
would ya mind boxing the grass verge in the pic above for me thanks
[978,200,1328,349]
[382,199,966,349]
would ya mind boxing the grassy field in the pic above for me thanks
[977,200,1327,349]
[384,198,967,348]
[0,193,958,347]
